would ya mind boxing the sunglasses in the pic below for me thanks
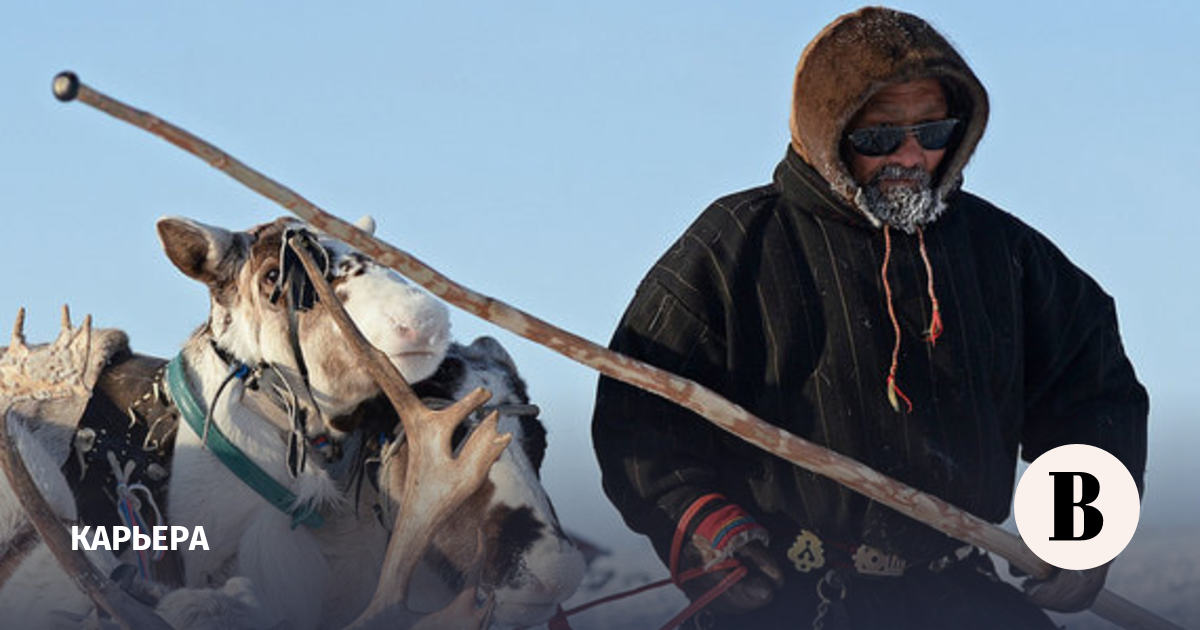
[845,118,960,157]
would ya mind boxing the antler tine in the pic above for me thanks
[285,239,507,628]
[51,304,77,350]
[1,308,93,402]
[79,314,94,385]
[0,406,173,630]
[9,307,27,353]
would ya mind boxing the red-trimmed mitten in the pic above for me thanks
[675,496,783,614]
[691,502,770,568]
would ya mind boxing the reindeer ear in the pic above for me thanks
[469,336,518,374]
[354,215,377,235]
[156,217,237,287]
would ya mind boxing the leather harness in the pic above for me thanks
[60,349,185,587]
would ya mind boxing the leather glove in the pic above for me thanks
[1021,562,1110,612]
[681,539,785,614]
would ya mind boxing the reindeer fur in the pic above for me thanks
[0,215,582,629]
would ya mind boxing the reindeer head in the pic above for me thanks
[156,215,451,427]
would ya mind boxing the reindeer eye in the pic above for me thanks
[263,268,280,285]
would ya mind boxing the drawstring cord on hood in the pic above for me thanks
[917,227,944,346]
[880,225,943,413]
[881,226,913,413]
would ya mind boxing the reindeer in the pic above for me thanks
[0,215,584,629]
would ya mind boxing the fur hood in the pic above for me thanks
[788,6,990,226]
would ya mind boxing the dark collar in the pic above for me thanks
[773,145,876,231]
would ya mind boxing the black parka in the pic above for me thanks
[592,148,1147,562]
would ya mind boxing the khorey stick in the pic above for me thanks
[50,71,1181,630]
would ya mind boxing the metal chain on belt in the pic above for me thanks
[813,569,848,630]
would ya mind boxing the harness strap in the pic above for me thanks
[165,354,323,529]
[669,493,724,580]
[545,493,748,630]
[272,228,336,476]
[61,352,184,586]
[420,395,541,420]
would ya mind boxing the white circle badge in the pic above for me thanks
[1013,444,1140,570]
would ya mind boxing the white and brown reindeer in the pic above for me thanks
[0,215,584,629]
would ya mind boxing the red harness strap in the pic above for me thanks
[546,493,749,630]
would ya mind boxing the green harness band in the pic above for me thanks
[166,353,323,529]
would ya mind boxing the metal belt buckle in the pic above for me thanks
[851,544,907,576]
[787,529,826,573]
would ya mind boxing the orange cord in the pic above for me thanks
[881,226,913,413]
[916,227,943,346]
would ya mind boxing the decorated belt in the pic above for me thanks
[785,528,974,578]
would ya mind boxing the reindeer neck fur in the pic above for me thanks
[170,332,396,627]
[175,334,348,514]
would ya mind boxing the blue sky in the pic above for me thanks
[2,0,1197,579]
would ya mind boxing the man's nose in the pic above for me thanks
[891,132,927,169]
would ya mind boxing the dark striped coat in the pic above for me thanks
[591,145,1147,589]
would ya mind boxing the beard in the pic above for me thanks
[855,164,944,234]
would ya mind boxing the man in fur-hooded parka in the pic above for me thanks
[592,7,1147,629]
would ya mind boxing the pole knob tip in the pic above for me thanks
[52,71,79,102]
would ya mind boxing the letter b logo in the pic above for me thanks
[1048,472,1104,541]
[1014,444,1140,570]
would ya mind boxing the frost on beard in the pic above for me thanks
[855,164,945,233]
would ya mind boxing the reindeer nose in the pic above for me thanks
[394,323,441,349]
[394,321,435,343]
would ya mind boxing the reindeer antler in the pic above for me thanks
[0,306,93,401]
[359,388,506,628]
[0,308,173,629]
[288,235,509,629]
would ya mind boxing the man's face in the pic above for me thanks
[847,78,949,186]
[845,78,950,232]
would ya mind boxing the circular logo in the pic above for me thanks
[1013,444,1140,570]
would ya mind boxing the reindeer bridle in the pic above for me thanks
[164,353,325,529]
[268,226,331,312]
[268,227,336,476]
[205,227,339,476]
[169,228,347,530]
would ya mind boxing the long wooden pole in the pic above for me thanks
[50,71,1182,630]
